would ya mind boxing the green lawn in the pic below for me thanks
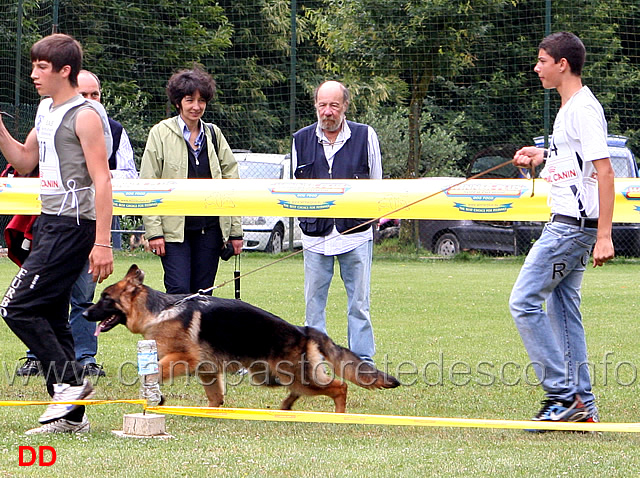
[0,249,639,477]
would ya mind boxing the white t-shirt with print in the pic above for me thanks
[541,86,609,219]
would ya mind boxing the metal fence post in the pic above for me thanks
[288,0,297,251]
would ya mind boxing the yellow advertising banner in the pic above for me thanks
[1,177,640,222]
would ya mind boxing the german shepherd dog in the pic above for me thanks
[84,265,400,412]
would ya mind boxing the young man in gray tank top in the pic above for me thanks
[0,33,113,434]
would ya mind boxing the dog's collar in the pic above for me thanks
[172,288,215,307]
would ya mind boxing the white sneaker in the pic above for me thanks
[26,415,90,435]
[39,379,95,424]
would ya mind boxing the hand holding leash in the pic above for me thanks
[513,146,545,168]
[230,238,244,256]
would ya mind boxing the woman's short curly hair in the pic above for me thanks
[166,67,216,110]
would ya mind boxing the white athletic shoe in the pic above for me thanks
[26,414,90,435]
[39,379,95,424]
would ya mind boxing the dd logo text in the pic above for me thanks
[18,446,56,466]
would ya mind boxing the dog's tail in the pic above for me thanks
[308,327,400,390]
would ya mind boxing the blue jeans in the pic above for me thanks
[69,266,98,364]
[509,221,597,410]
[111,216,122,250]
[303,240,375,362]
[26,261,98,365]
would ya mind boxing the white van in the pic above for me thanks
[234,151,302,253]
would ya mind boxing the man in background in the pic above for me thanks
[77,69,138,248]
[292,80,382,364]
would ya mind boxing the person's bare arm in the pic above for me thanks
[76,108,113,282]
[592,157,615,267]
[0,115,39,175]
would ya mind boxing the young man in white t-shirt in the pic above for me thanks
[509,32,615,427]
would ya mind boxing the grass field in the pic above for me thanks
[0,247,639,477]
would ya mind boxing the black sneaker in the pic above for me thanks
[82,363,106,377]
[527,395,594,433]
[16,357,43,377]
[533,396,591,422]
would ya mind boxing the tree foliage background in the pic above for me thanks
[1,0,639,178]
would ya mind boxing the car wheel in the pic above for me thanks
[434,233,460,257]
[266,224,284,254]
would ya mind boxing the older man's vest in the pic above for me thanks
[293,121,371,237]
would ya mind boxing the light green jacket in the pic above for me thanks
[139,117,243,242]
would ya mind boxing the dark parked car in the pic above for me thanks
[420,137,640,256]
[420,219,545,257]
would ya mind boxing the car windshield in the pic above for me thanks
[238,161,284,179]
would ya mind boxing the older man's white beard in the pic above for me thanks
[318,114,344,133]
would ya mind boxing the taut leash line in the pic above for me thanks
[199,158,517,296]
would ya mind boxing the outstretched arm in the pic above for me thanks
[513,146,545,169]
[0,115,39,175]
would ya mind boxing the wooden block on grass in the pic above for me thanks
[113,413,170,438]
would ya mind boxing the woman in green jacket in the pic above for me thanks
[140,67,243,294]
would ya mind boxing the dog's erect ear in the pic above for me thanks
[125,264,145,285]
[126,264,138,276]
